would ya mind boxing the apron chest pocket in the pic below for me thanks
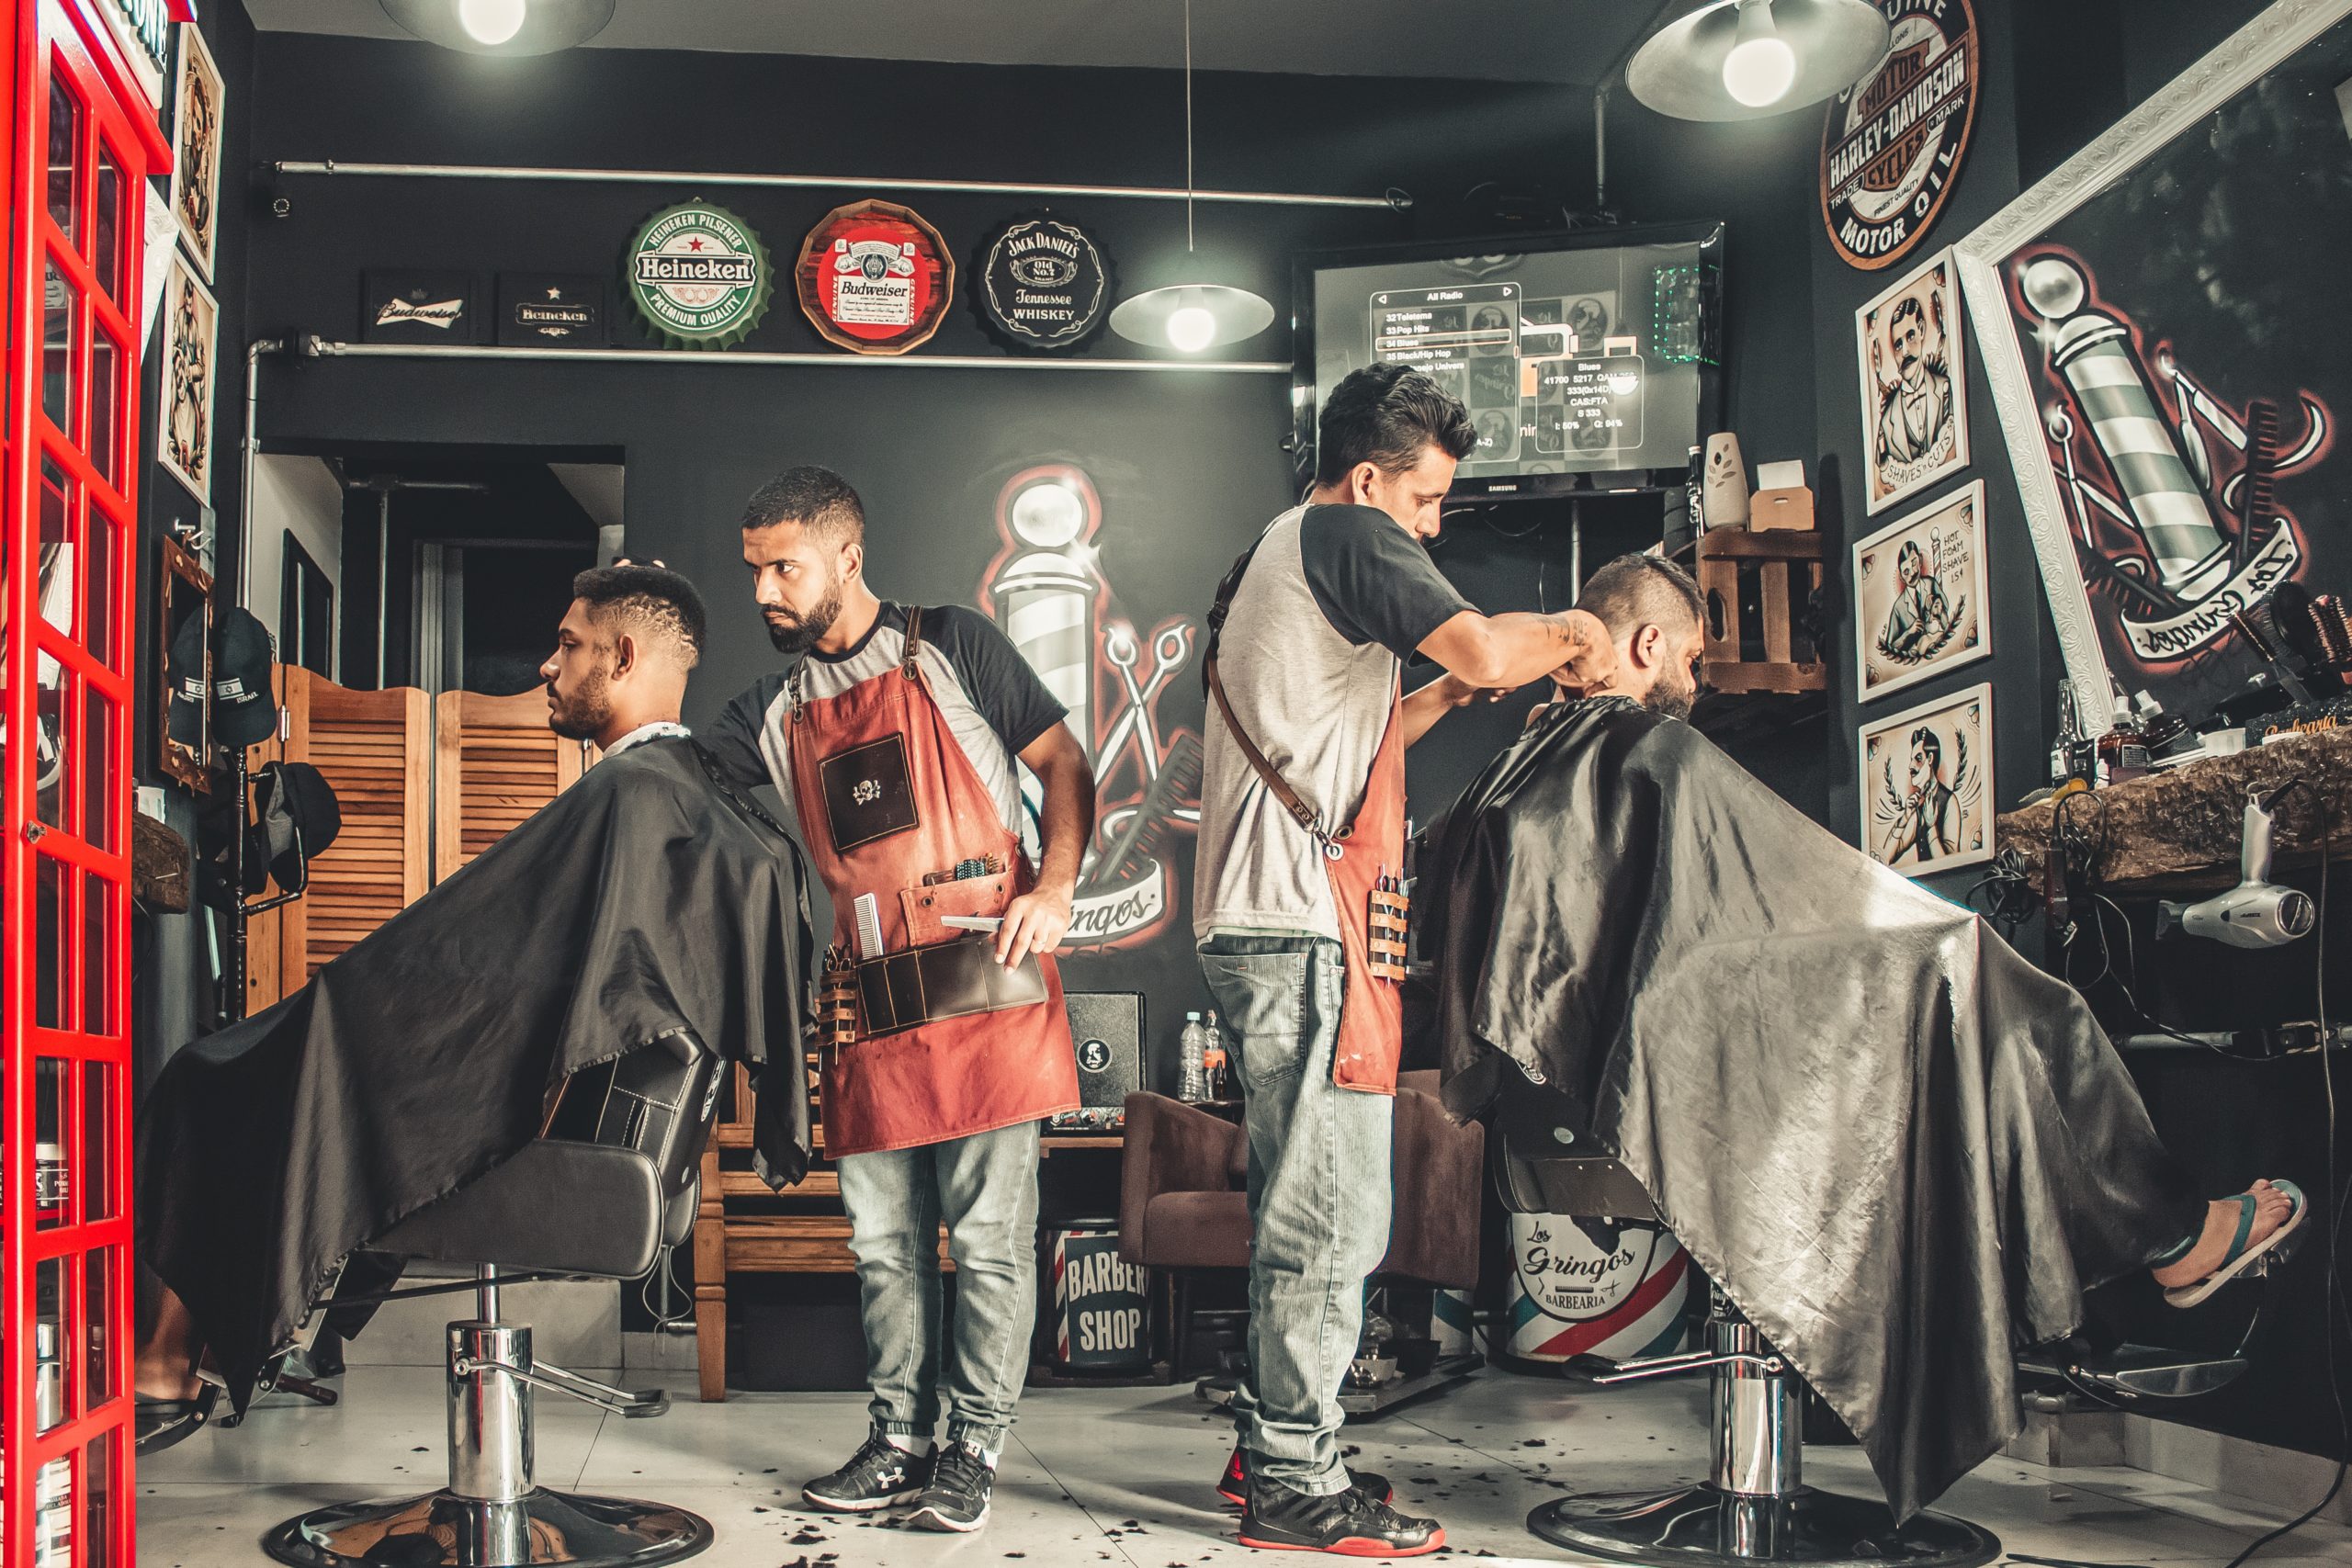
[818,734,920,851]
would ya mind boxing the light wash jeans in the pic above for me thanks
[834,1120,1042,1452]
[1199,934,1395,1496]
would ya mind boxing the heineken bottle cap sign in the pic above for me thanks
[626,200,774,349]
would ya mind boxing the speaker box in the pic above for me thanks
[1057,991,1145,1129]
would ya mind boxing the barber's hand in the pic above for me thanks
[995,886,1072,967]
[1550,609,1616,696]
[1429,671,1510,709]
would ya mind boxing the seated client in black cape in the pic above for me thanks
[135,565,815,1448]
[1419,554,2303,1524]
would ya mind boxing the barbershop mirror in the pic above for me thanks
[158,536,211,793]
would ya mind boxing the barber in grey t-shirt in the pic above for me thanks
[1193,364,1611,1558]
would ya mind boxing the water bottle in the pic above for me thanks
[1178,1012,1208,1101]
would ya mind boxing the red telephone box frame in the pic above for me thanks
[3,2,170,1563]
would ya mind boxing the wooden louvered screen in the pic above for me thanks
[244,668,433,1013]
[435,690,591,881]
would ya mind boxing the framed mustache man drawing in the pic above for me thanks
[1857,249,1971,514]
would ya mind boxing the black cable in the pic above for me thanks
[2220,788,2344,1568]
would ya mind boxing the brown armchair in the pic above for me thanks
[1117,1071,1485,1387]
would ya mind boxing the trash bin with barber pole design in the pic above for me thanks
[1506,1211,1692,1364]
[1046,1221,1151,1373]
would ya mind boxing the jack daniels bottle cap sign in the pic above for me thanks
[794,199,955,355]
[972,213,1114,352]
[625,200,775,349]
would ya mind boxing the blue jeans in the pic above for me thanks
[1199,934,1395,1496]
[834,1120,1042,1452]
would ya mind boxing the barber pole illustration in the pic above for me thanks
[982,465,1201,950]
[1049,1226,1150,1371]
[2017,248,2330,670]
[1506,1213,1690,1364]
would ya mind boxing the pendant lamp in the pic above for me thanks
[1625,0,1891,122]
[379,0,616,55]
[1109,0,1275,354]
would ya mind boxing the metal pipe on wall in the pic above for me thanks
[238,338,288,606]
[272,159,1408,211]
[303,339,1288,375]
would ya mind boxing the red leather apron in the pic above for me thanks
[1323,690,1407,1093]
[787,612,1079,1156]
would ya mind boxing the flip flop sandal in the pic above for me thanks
[135,1382,220,1456]
[2165,1180,2309,1309]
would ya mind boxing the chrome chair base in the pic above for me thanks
[262,1485,713,1568]
[1529,1483,2001,1568]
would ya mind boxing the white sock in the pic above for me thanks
[882,1431,930,1455]
[978,1446,1000,1470]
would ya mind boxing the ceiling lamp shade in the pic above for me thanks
[379,0,617,55]
[1626,0,1891,122]
[1110,284,1276,355]
[1110,0,1274,353]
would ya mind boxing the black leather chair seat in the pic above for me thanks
[376,1140,668,1280]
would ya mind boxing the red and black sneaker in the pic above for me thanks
[1238,1478,1442,1556]
[1216,1445,1392,1508]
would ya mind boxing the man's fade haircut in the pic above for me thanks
[1575,554,1706,643]
[741,465,865,546]
[1314,363,1477,488]
[571,563,707,669]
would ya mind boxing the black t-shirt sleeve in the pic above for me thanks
[921,604,1069,757]
[1299,504,1476,660]
[703,676,783,790]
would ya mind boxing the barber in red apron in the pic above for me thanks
[707,467,1094,1536]
[1193,367,1611,1557]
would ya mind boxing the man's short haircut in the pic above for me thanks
[571,564,707,669]
[741,465,865,545]
[1575,554,1706,642]
[1314,363,1478,488]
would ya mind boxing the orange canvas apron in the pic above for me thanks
[787,610,1079,1156]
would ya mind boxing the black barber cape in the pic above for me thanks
[137,737,816,1406]
[1423,698,2202,1522]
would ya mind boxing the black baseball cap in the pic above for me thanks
[208,608,278,749]
[166,610,209,747]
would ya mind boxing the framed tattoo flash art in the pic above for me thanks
[169,22,223,281]
[1957,0,2352,733]
[1861,682,1992,875]
[1856,248,1970,513]
[158,254,218,503]
[1853,479,1991,702]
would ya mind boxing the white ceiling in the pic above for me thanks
[242,0,1655,85]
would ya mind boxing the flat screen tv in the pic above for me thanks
[1293,222,1724,500]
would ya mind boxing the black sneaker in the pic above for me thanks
[801,1427,932,1513]
[907,1438,995,1532]
[1238,1476,1442,1556]
[1216,1445,1391,1508]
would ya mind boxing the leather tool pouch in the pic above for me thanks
[856,936,1047,1038]
[1368,885,1410,983]
[819,734,919,852]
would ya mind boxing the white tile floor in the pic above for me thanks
[141,1364,2352,1567]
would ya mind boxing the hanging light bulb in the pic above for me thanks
[458,0,528,46]
[1722,0,1797,107]
[1110,0,1275,354]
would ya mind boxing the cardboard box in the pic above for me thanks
[1750,485,1815,531]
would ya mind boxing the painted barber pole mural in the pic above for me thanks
[1506,1213,1690,1364]
[979,464,1202,950]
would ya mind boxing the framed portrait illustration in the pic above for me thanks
[1957,0,2352,733]
[169,23,223,281]
[1860,682,1992,875]
[1856,248,1971,513]
[158,254,218,503]
[1852,479,1992,702]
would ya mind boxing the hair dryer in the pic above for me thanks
[2155,785,2315,949]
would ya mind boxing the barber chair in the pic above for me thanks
[1118,1070,1485,1413]
[1493,1089,2001,1568]
[264,1032,725,1568]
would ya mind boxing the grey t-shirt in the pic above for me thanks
[706,603,1069,840]
[1192,504,1474,942]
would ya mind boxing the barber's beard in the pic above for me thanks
[546,667,613,740]
[763,575,844,655]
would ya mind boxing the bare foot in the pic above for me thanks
[2152,1180,2296,1288]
